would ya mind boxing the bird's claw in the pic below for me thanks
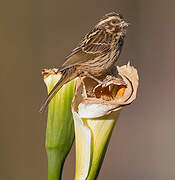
[93,75,126,93]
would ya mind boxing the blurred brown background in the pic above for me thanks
[1,0,175,179]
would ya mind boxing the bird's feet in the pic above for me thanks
[83,72,103,84]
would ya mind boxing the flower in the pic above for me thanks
[41,63,139,180]
[42,68,76,180]
[72,63,139,180]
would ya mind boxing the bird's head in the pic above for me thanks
[96,12,129,35]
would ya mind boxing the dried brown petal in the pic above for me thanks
[72,62,139,118]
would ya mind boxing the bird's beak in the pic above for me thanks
[120,20,130,28]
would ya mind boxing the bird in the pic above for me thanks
[40,12,129,112]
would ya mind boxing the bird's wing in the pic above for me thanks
[59,29,111,71]
[59,48,95,72]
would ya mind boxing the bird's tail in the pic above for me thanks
[39,69,71,113]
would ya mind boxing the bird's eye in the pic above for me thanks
[111,19,117,25]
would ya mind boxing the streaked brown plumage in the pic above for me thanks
[40,12,129,112]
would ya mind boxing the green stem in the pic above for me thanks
[47,149,65,180]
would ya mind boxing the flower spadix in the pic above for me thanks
[72,63,139,180]
[42,68,75,180]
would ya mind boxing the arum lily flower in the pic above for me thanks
[41,63,139,180]
[72,63,139,180]
[42,68,75,180]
